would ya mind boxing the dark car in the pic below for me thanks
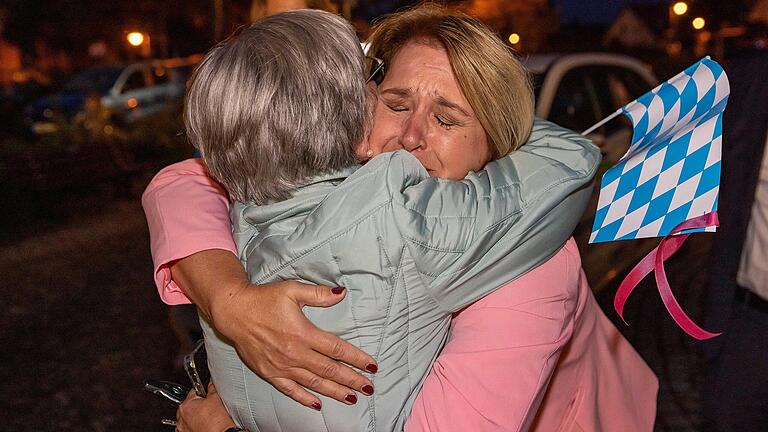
[25,57,197,134]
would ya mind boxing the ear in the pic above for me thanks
[366,81,378,114]
[355,136,371,162]
[355,82,380,162]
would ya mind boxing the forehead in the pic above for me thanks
[387,39,452,78]
[382,39,476,115]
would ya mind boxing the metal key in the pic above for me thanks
[144,379,190,405]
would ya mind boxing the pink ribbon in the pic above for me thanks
[613,211,722,340]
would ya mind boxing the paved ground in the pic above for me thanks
[0,196,185,431]
[1,192,712,431]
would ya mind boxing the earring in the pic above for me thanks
[367,149,374,157]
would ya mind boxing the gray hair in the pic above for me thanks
[185,9,367,204]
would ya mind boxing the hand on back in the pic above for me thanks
[211,280,378,410]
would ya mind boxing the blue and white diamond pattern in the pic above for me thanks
[590,58,729,243]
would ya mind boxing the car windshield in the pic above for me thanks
[63,66,124,94]
[531,72,544,99]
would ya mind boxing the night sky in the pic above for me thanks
[553,0,669,24]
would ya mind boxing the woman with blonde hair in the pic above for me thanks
[145,5,657,431]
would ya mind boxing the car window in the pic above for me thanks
[613,67,652,100]
[63,66,123,94]
[548,68,601,132]
[122,70,147,93]
[531,72,544,100]
[586,66,652,135]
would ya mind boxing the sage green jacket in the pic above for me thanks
[201,119,601,432]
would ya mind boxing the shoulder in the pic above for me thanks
[520,118,602,178]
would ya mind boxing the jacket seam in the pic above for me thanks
[371,244,407,431]
[404,255,413,394]
[330,250,369,431]
[252,199,392,284]
[402,237,467,253]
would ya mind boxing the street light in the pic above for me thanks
[692,17,706,30]
[126,31,151,58]
[672,2,688,16]
[508,33,520,45]
[127,32,144,47]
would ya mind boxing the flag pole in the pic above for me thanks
[582,108,622,136]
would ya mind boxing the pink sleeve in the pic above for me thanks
[141,158,237,305]
[405,243,580,432]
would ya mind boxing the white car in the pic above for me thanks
[522,53,659,291]
[26,56,199,134]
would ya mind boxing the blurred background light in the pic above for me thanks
[672,2,688,16]
[127,32,144,47]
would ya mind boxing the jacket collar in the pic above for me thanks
[239,165,360,227]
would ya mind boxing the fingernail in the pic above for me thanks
[362,384,374,395]
[311,401,322,411]
[331,287,345,295]
[366,364,378,373]
[345,394,358,404]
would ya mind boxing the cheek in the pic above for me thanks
[369,110,403,154]
[467,130,492,169]
[440,132,491,179]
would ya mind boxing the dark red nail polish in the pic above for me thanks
[311,401,322,411]
[331,287,345,295]
[366,364,378,373]
[345,394,357,404]
[362,385,374,395]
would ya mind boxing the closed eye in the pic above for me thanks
[435,115,456,129]
[387,104,408,112]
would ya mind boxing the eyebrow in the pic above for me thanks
[434,95,470,117]
[380,87,411,98]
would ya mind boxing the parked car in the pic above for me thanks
[24,56,199,135]
[1,70,52,137]
[522,53,660,291]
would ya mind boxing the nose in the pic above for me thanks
[400,113,426,152]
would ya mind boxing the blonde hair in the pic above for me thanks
[366,4,534,158]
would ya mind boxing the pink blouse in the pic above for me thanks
[142,159,658,431]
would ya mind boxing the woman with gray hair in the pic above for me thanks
[144,5,656,432]
[155,7,594,432]
[185,9,366,204]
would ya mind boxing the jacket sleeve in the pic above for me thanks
[386,119,600,313]
[141,158,237,305]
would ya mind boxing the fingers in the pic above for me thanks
[290,282,347,308]
[311,330,378,374]
[183,388,197,403]
[303,350,374,397]
[176,389,197,431]
[287,367,364,406]
[270,377,323,411]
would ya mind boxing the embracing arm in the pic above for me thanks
[390,119,600,311]
[142,158,238,310]
[141,159,377,409]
